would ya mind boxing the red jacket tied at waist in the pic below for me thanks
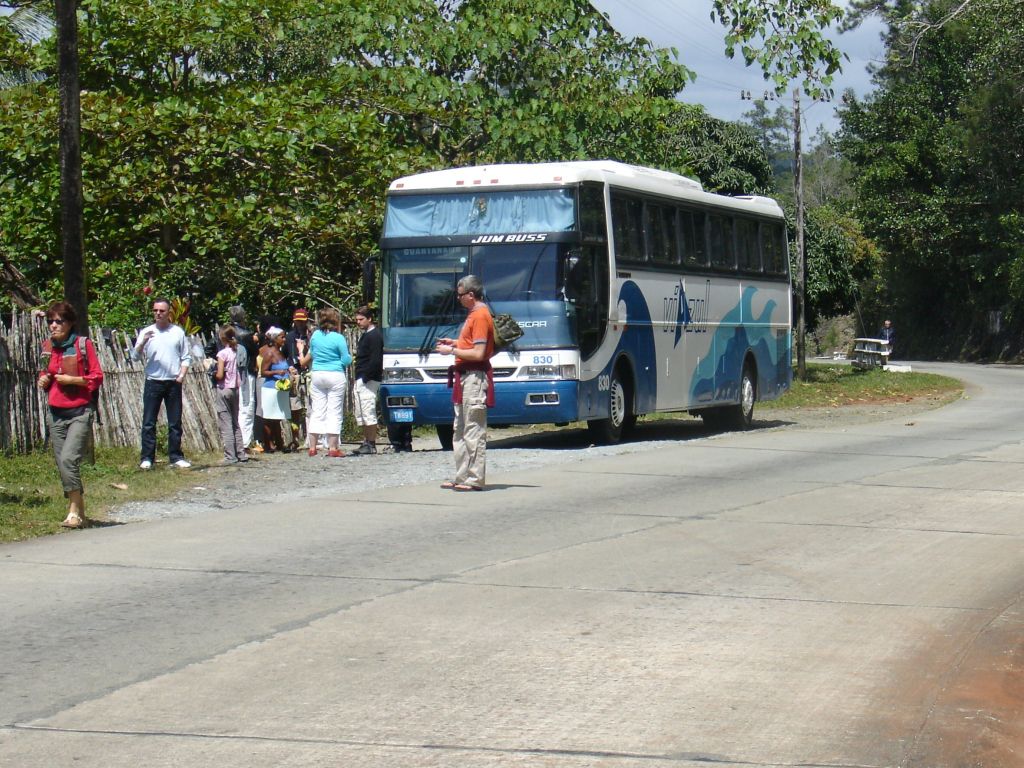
[447,361,495,407]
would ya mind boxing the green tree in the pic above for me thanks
[741,98,792,162]
[709,0,845,97]
[802,128,855,209]
[840,0,1024,358]
[0,0,691,327]
[800,204,880,329]
[655,104,774,195]
[2,0,853,327]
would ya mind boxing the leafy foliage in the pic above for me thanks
[653,104,774,195]
[839,0,1024,358]
[1,0,699,329]
[1,0,858,332]
[800,204,880,328]
[710,0,846,98]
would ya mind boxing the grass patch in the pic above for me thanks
[0,445,221,543]
[761,363,963,410]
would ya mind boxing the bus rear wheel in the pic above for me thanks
[587,367,634,444]
[701,363,756,431]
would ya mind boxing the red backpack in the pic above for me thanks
[42,336,102,421]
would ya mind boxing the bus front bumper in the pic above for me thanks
[382,380,580,426]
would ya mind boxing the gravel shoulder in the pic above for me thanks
[108,396,951,523]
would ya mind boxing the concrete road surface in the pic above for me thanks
[2,362,1023,767]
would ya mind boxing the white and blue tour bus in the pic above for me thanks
[374,161,791,448]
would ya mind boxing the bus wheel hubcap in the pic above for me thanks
[610,379,625,426]
[741,375,754,417]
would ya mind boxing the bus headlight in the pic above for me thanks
[524,364,576,380]
[384,368,424,383]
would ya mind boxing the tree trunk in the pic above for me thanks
[57,0,86,332]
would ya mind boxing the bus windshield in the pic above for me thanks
[384,189,575,237]
[382,242,580,350]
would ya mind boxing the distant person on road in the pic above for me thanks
[213,326,248,464]
[134,297,192,470]
[436,275,495,492]
[37,301,104,529]
[879,319,896,360]
[301,307,352,458]
[349,305,384,456]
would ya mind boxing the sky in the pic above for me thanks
[588,0,887,137]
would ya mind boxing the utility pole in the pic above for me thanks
[56,0,87,332]
[793,88,806,380]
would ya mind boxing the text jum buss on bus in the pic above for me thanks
[372,161,791,449]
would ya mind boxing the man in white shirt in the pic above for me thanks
[134,297,192,469]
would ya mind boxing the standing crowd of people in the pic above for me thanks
[209,304,385,462]
[36,299,390,529]
[37,276,504,528]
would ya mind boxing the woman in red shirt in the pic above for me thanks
[36,302,104,529]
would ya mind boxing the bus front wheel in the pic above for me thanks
[587,368,634,444]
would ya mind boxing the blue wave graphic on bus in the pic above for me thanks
[614,281,658,412]
[690,286,781,404]
[674,280,690,349]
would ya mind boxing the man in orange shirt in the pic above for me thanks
[436,275,495,491]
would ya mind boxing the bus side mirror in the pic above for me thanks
[362,257,378,305]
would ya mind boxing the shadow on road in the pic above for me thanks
[487,415,797,451]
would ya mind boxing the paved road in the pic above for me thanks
[3,362,1023,767]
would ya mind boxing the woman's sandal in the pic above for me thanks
[440,481,456,489]
[452,484,482,492]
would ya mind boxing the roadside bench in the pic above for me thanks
[851,338,891,370]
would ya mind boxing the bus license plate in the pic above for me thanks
[391,408,414,423]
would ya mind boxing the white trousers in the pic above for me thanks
[237,371,256,447]
[308,370,347,435]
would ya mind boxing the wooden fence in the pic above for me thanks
[1,312,221,455]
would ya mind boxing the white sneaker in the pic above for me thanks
[171,459,192,469]
[139,460,152,470]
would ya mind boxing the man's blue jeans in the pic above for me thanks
[141,378,184,463]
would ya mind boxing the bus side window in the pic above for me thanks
[646,203,678,267]
[579,183,607,241]
[611,193,645,264]
[763,222,789,276]
[680,209,707,268]
[736,218,760,272]
[709,214,735,270]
